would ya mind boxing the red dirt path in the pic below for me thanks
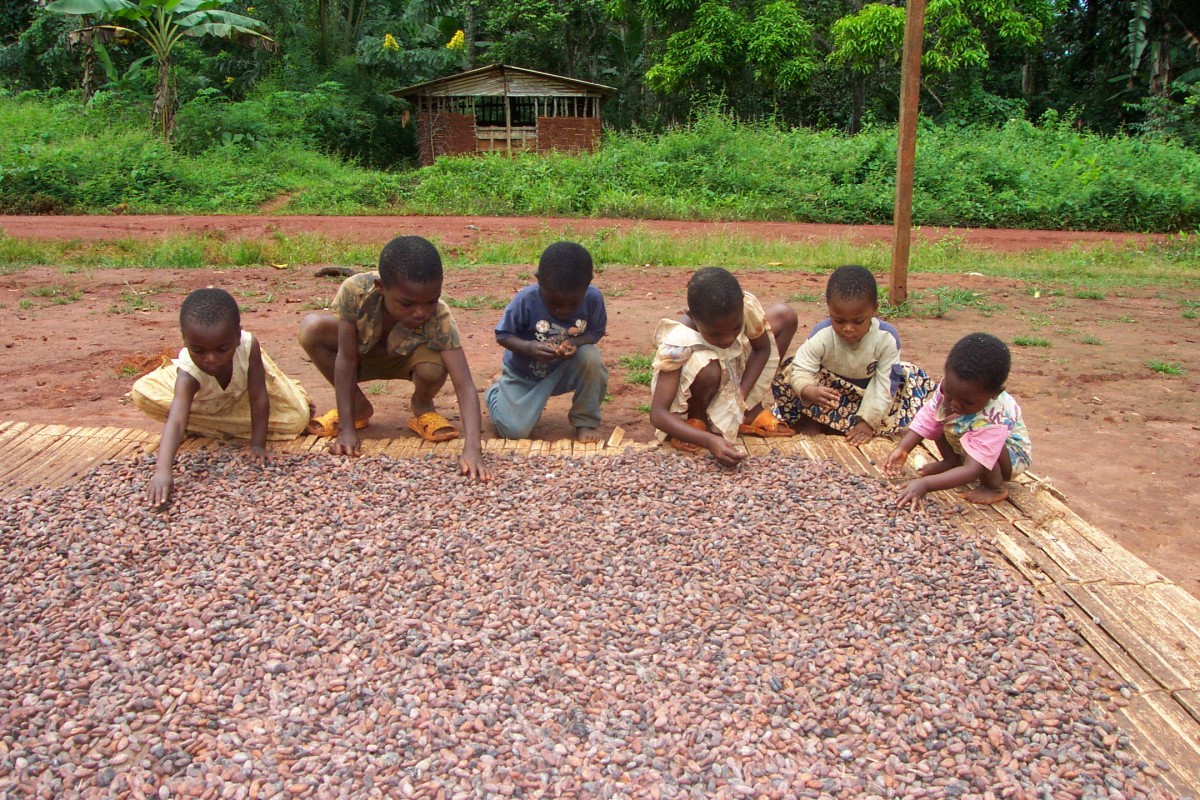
[1,215,1196,600]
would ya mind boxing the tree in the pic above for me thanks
[46,0,271,140]
[633,0,818,119]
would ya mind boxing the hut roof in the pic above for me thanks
[391,64,616,100]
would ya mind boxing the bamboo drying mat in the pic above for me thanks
[1,419,1197,796]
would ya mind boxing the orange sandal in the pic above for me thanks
[738,408,795,438]
[305,408,371,437]
[407,411,460,442]
[666,418,709,453]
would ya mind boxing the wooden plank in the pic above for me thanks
[992,528,1073,586]
[741,436,769,457]
[1175,689,1200,728]
[605,426,625,449]
[551,438,573,456]
[0,428,95,487]
[1112,691,1200,797]
[1062,584,1197,693]
[1024,583,1161,692]
[1013,517,1161,586]
[20,433,127,489]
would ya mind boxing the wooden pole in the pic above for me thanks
[890,0,927,306]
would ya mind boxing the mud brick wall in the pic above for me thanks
[536,116,602,154]
[417,111,476,166]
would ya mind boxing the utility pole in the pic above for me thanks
[890,0,927,305]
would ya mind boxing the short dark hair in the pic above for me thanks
[536,242,594,292]
[687,267,743,323]
[945,332,1010,393]
[378,235,442,287]
[180,287,239,331]
[826,265,878,306]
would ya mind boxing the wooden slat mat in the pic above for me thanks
[1,420,1197,795]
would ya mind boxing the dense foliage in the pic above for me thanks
[3,94,1197,231]
[0,0,1197,230]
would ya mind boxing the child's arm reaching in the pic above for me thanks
[147,371,201,506]
[895,457,988,507]
[883,429,923,476]
[441,347,491,481]
[739,329,773,401]
[245,336,270,464]
[650,369,745,467]
[329,319,363,457]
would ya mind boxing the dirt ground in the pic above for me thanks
[1,215,1196,600]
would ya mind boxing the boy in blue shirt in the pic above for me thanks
[485,242,609,443]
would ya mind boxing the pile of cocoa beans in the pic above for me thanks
[0,450,1167,798]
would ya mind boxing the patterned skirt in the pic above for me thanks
[770,359,937,436]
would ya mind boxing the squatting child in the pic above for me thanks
[770,265,937,445]
[485,242,609,443]
[297,235,489,480]
[884,332,1032,506]
[649,267,798,467]
[132,287,313,505]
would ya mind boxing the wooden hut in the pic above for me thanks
[392,64,615,166]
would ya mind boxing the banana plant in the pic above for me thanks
[46,0,272,141]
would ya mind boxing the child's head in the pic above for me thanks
[179,288,241,378]
[536,242,594,319]
[825,265,878,345]
[942,332,1011,415]
[376,235,443,329]
[686,267,744,349]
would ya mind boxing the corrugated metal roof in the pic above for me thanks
[391,64,615,99]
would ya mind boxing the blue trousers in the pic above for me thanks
[485,345,609,438]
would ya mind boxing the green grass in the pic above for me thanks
[789,292,822,303]
[2,227,1199,295]
[635,403,652,413]
[1080,334,1104,345]
[27,284,83,304]
[1145,359,1185,375]
[445,295,507,310]
[1013,335,1051,347]
[619,354,654,386]
[109,288,162,315]
[1072,288,1107,300]
[878,286,1003,319]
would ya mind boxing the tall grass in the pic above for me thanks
[4,228,1198,290]
[2,95,1199,231]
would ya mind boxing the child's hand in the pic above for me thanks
[458,452,491,481]
[807,386,841,409]
[707,436,747,468]
[147,473,173,507]
[895,478,929,508]
[245,444,268,466]
[846,420,874,446]
[882,447,909,476]
[529,342,562,363]
[328,430,361,457]
[557,341,577,358]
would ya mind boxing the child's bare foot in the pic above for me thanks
[917,459,956,477]
[961,484,1009,505]
[576,426,602,444]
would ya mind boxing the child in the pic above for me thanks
[297,235,489,480]
[131,287,313,506]
[485,242,609,443]
[649,267,797,467]
[770,265,937,446]
[884,332,1032,506]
